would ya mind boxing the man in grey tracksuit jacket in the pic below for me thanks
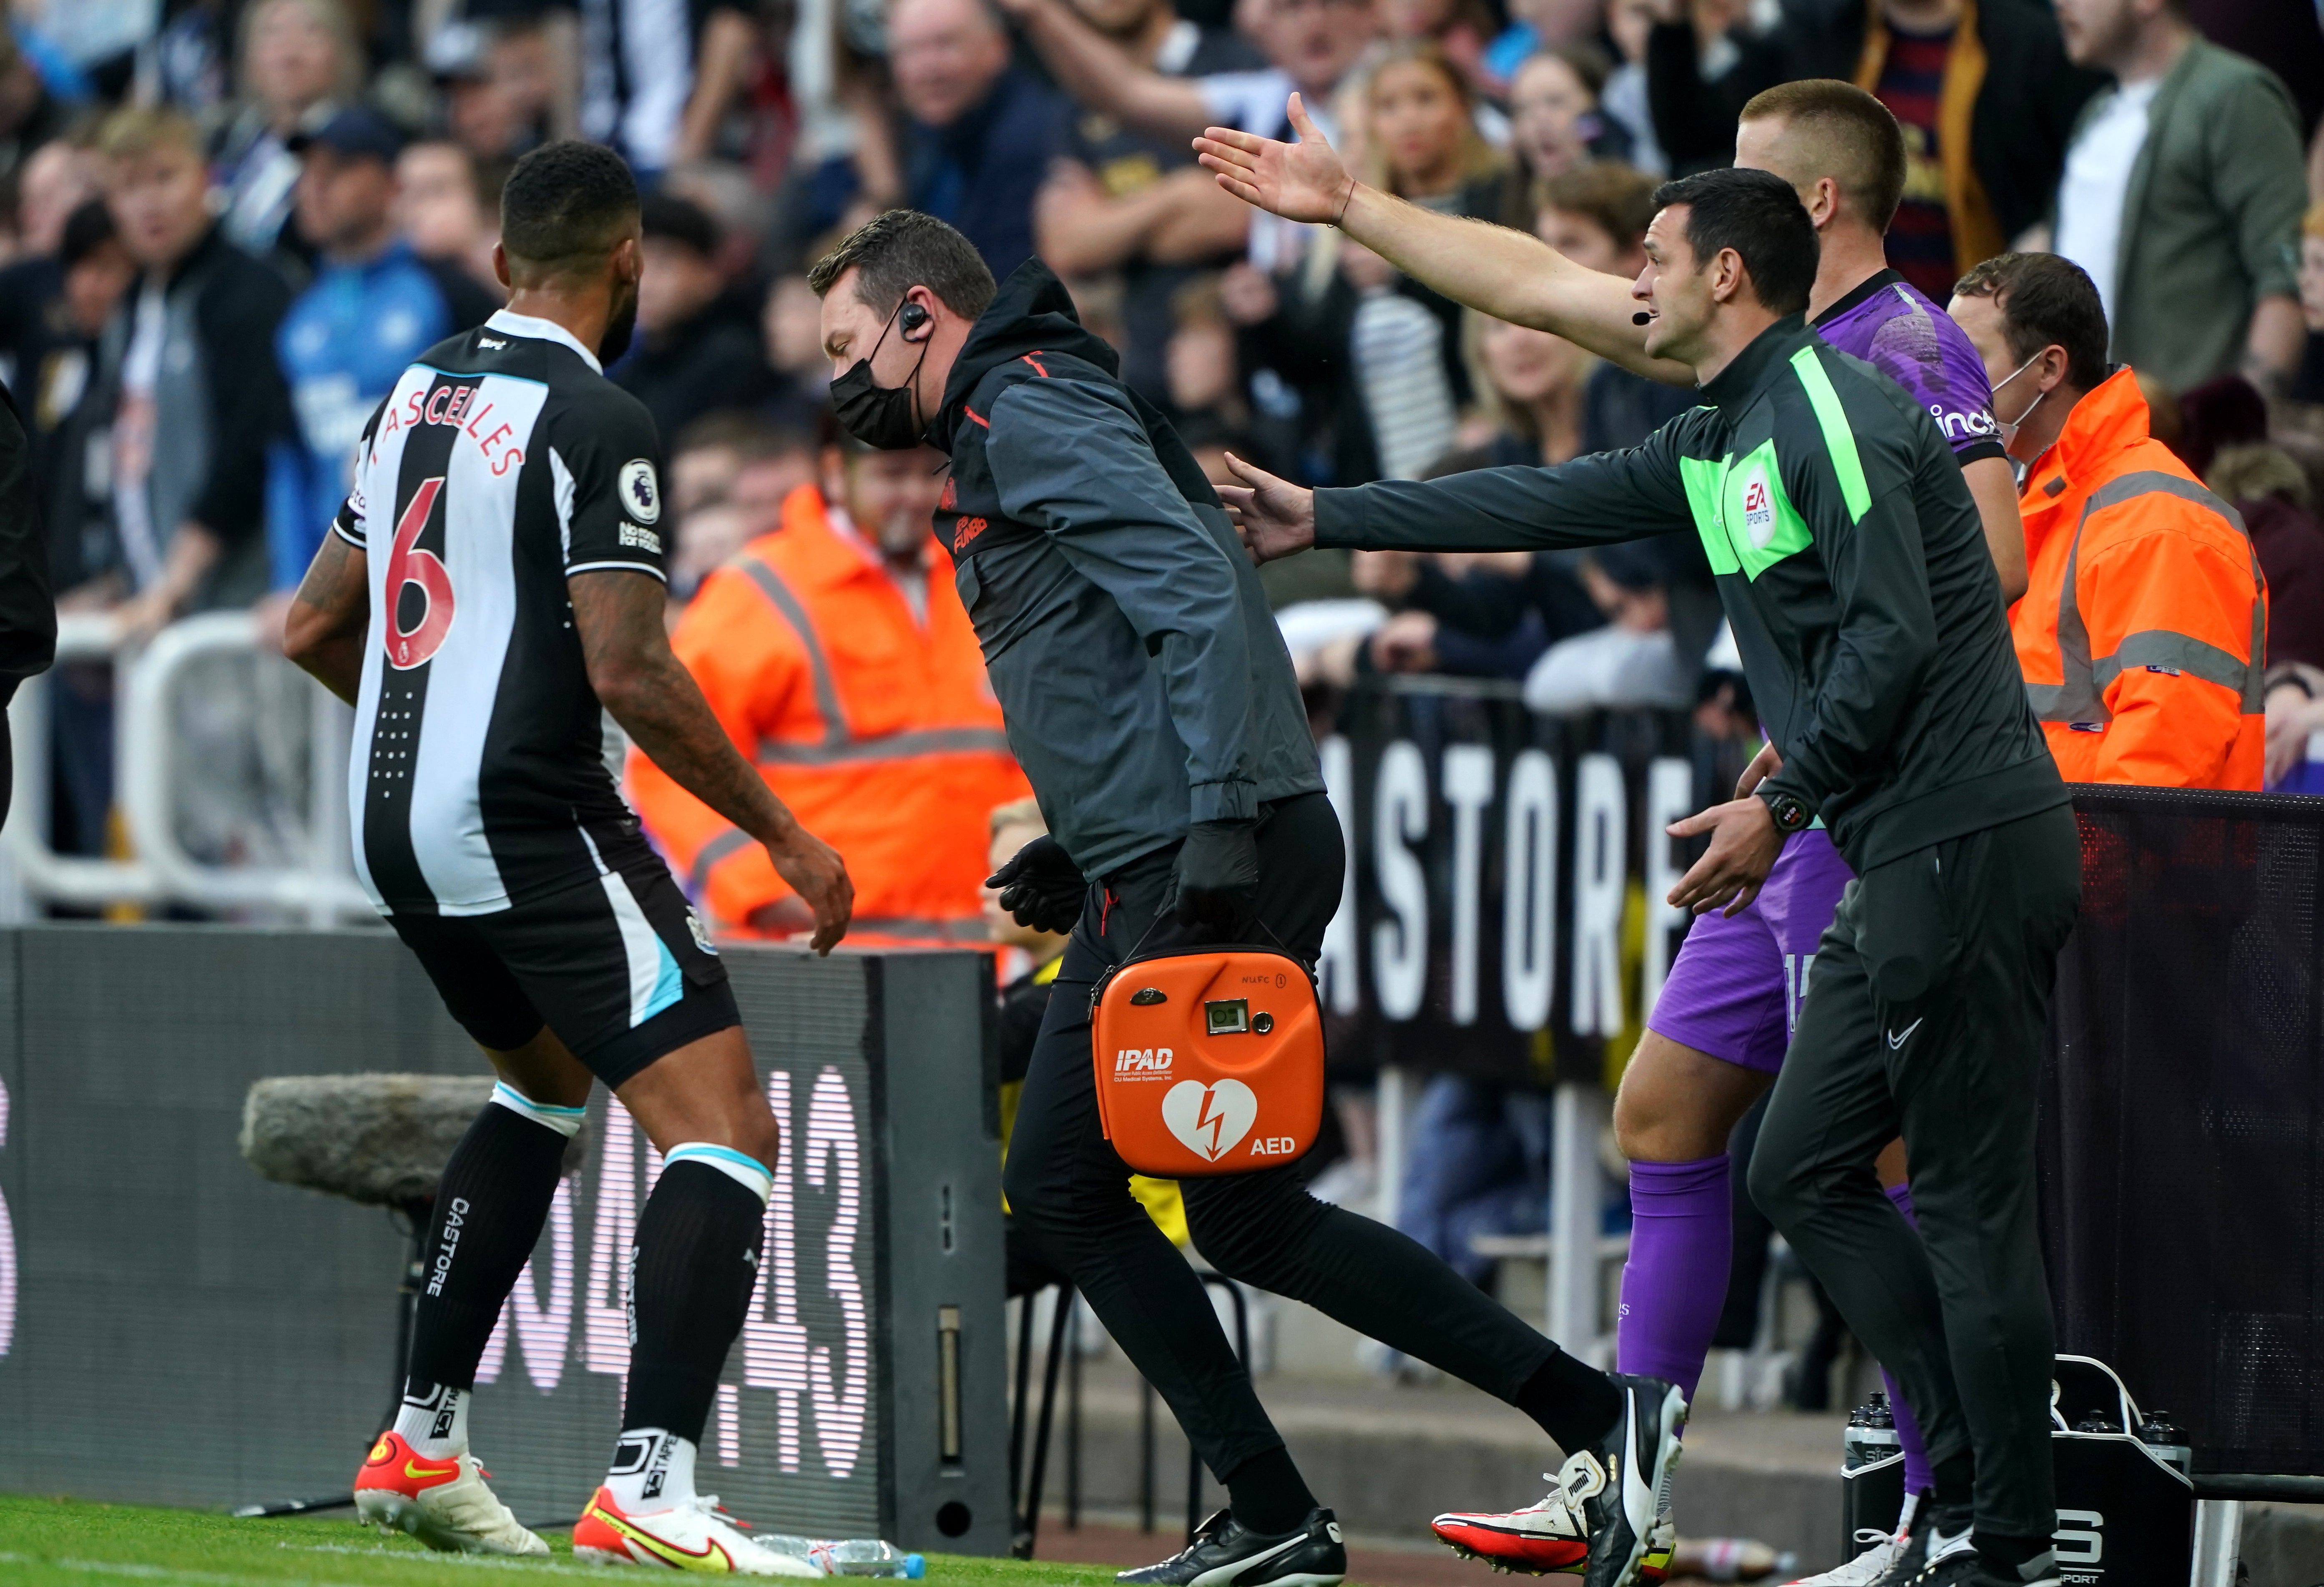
[811,218,1668,1587]
[929,263,1318,877]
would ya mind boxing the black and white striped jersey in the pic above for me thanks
[334,309,669,917]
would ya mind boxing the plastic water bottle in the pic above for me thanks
[815,1540,926,1578]
[1674,1537,1793,1581]
[754,1537,927,1578]
[2138,1411,2193,1477]
[1844,1392,1902,1471]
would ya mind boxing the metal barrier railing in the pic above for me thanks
[1371,1063,1623,1371]
[2,611,373,926]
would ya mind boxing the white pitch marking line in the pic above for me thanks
[280,1545,599,1576]
[0,1551,374,1587]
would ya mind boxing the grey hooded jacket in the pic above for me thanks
[927,261,1321,879]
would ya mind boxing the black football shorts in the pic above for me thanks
[389,853,740,1088]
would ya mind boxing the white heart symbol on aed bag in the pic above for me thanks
[1161,1078,1259,1162]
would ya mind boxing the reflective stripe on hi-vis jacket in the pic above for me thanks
[628,485,1028,937]
[2024,473,2266,722]
[2012,369,2267,789]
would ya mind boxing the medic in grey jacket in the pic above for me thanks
[1307,310,2065,875]
[916,258,1321,886]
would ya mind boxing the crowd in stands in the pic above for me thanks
[5,0,2324,825]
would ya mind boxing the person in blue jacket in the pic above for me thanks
[266,106,496,603]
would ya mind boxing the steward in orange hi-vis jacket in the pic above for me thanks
[2013,369,2266,786]
[1953,256,2266,789]
[631,449,1027,940]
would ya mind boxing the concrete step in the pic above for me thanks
[1032,1355,1851,1574]
[2237,1504,2324,1587]
[1010,1286,2324,1586]
[1027,1517,1497,1587]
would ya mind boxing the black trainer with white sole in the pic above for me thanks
[1887,1524,2073,1587]
[1568,1374,1688,1587]
[1863,1504,1937,1587]
[1116,1507,1348,1587]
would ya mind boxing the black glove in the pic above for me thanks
[986,834,1084,934]
[1173,819,1259,931]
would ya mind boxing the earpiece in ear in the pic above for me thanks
[900,301,931,336]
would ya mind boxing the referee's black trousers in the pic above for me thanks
[1749,804,2081,1544]
[1004,791,1559,1481]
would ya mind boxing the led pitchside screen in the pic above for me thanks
[0,928,1008,1552]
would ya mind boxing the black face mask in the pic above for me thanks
[830,300,931,450]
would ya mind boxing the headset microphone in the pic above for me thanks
[1633,311,1653,325]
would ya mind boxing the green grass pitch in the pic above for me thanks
[0,1497,1133,1587]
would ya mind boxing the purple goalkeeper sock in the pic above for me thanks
[1880,1180,1935,1497]
[1615,1155,1732,1402]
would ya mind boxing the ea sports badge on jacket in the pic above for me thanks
[1740,472,1776,547]
[1091,947,1323,1176]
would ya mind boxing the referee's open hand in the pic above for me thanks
[767,826,854,954]
[1217,452,1316,564]
[1665,796,1781,917]
[1194,93,1358,228]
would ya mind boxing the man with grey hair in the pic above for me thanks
[886,0,1064,279]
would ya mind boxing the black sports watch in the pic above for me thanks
[1756,788,1812,836]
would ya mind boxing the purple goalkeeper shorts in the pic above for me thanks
[1646,829,1856,1072]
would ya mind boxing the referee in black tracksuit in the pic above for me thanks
[1228,167,2079,1587]
[809,210,1686,1587]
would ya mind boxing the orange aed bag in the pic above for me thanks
[1090,947,1324,1177]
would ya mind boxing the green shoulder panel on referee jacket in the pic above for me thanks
[1311,317,2064,872]
[1681,437,1814,582]
[1789,347,1873,522]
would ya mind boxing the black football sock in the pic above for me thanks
[1978,1533,2057,1583]
[1930,1449,1976,1522]
[1514,1348,1624,1455]
[396,1086,580,1451]
[616,1150,770,1475]
[1224,1444,1317,1535]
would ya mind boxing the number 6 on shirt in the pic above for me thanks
[387,476,456,670]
